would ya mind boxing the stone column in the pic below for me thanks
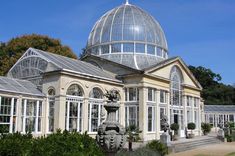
[183,95,187,128]
[139,87,147,141]
[82,98,89,132]
[192,98,195,123]
[166,92,171,126]
[156,90,160,140]
[198,99,201,135]
[54,95,66,130]
[16,96,22,132]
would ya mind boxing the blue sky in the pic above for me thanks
[0,0,234,85]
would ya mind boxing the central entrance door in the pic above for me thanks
[172,109,185,138]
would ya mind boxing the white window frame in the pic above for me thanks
[0,96,17,133]
[125,88,139,102]
[21,99,42,134]
[47,97,55,133]
[65,97,83,132]
[125,105,139,128]
[88,99,104,133]
[147,105,156,132]
[160,90,167,104]
[147,88,156,102]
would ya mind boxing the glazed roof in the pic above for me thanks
[205,105,235,113]
[8,48,121,83]
[0,76,44,96]
[86,2,168,69]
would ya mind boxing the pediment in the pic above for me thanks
[146,57,202,90]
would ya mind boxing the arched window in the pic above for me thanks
[170,66,183,106]
[88,87,104,132]
[65,84,84,132]
[48,88,55,132]
[66,84,83,96]
[89,87,103,99]
[48,88,55,96]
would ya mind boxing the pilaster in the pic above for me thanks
[139,87,147,141]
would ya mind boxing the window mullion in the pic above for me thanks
[98,104,101,126]
[23,99,27,133]
[127,107,129,126]
[0,96,1,114]
[77,102,80,132]
[35,101,39,133]
[89,103,92,132]
[9,98,14,133]
[66,101,70,131]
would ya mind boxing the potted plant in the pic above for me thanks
[170,123,179,141]
[126,124,141,151]
[187,122,196,138]
[201,122,211,135]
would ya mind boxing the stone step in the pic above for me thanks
[172,137,222,153]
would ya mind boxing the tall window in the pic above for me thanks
[21,99,42,133]
[160,90,167,103]
[170,66,182,106]
[88,87,104,132]
[148,88,156,102]
[160,107,166,131]
[147,106,155,132]
[125,106,139,128]
[125,88,139,101]
[65,84,83,132]
[125,87,139,128]
[48,88,55,132]
[194,98,199,108]
[0,97,17,133]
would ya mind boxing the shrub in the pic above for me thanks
[29,130,104,156]
[201,122,211,135]
[0,132,32,156]
[170,123,179,135]
[147,140,168,156]
[188,123,196,131]
[226,135,233,142]
[126,124,142,151]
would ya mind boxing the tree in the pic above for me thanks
[188,65,221,89]
[0,34,77,76]
[189,65,235,105]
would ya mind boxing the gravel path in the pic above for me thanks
[168,142,235,156]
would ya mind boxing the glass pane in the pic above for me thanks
[101,45,109,54]
[147,45,155,55]
[123,43,134,52]
[135,43,145,53]
[157,47,162,56]
[129,88,137,101]
[111,43,121,53]
[148,107,152,131]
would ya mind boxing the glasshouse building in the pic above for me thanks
[204,105,235,131]
[0,2,204,141]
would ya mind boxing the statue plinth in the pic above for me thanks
[96,101,126,153]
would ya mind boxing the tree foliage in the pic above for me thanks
[0,34,77,76]
[189,65,235,105]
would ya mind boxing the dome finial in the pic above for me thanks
[125,0,129,5]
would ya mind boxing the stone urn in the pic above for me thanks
[96,91,126,153]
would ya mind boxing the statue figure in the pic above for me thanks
[161,115,169,132]
[160,115,171,147]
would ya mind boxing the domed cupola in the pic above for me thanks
[86,1,168,69]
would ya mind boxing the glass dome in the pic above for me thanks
[86,3,168,69]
